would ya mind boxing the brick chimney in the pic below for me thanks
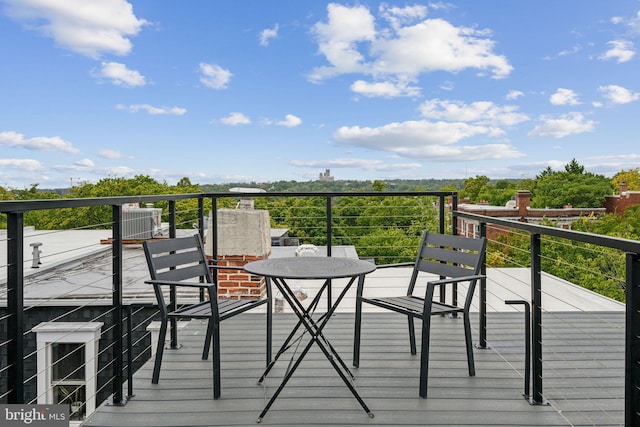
[205,208,271,299]
[620,182,628,194]
[516,190,531,218]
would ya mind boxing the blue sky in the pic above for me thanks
[1,1,640,189]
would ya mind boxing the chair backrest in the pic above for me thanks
[408,232,486,297]
[143,234,213,284]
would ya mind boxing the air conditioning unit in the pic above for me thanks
[122,208,162,240]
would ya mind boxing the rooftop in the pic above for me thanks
[83,311,625,426]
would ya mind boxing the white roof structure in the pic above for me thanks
[0,228,624,313]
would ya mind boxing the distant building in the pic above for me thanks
[457,190,605,240]
[319,169,334,181]
[604,183,640,217]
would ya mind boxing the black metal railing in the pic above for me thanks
[3,191,639,425]
[0,190,454,418]
[456,211,640,426]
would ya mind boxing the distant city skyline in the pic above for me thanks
[1,1,639,189]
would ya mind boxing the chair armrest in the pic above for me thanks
[145,279,212,289]
[374,262,414,269]
[211,265,244,271]
[426,274,486,287]
[424,274,486,309]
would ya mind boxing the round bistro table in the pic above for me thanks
[244,256,376,423]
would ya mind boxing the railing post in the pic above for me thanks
[477,221,488,349]
[449,194,458,306]
[7,212,25,403]
[530,233,545,404]
[198,198,205,302]
[439,195,452,305]
[168,200,178,349]
[625,252,640,426]
[326,196,332,256]
[111,204,126,405]
[211,197,218,261]
[326,196,332,306]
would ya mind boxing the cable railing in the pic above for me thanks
[1,191,639,425]
[457,211,638,426]
[0,191,453,422]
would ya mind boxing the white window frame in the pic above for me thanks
[33,322,103,422]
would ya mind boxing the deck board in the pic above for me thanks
[83,312,624,427]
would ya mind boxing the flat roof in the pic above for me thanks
[0,229,624,312]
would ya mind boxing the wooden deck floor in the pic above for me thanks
[83,312,624,427]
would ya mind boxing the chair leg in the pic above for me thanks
[463,312,476,376]
[212,319,221,399]
[419,315,432,398]
[408,316,417,355]
[202,319,214,360]
[152,319,168,384]
[266,299,273,366]
[353,296,363,368]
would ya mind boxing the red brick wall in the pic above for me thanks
[211,255,267,299]
[605,192,640,217]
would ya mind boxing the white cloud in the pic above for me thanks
[528,112,596,138]
[106,166,135,175]
[631,11,640,34]
[599,84,640,104]
[419,99,529,127]
[309,4,512,84]
[276,114,302,128]
[75,158,95,168]
[309,4,376,80]
[506,90,524,100]
[199,63,232,89]
[557,44,582,57]
[374,19,512,78]
[0,130,80,153]
[96,62,145,87]
[439,81,455,91]
[582,154,640,175]
[600,40,635,63]
[333,120,522,161]
[0,158,44,171]
[611,11,640,34]
[290,158,422,171]
[52,163,133,175]
[259,24,279,47]
[220,112,251,126]
[549,88,581,106]
[115,104,186,115]
[379,4,427,30]
[3,0,147,58]
[506,160,568,175]
[99,149,124,159]
[351,79,421,97]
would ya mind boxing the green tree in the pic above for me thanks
[531,161,612,208]
[16,176,205,230]
[537,166,555,178]
[461,175,490,203]
[612,168,640,192]
[176,176,193,187]
[372,180,387,192]
[564,158,585,174]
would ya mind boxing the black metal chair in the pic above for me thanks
[353,231,486,398]
[143,234,272,399]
